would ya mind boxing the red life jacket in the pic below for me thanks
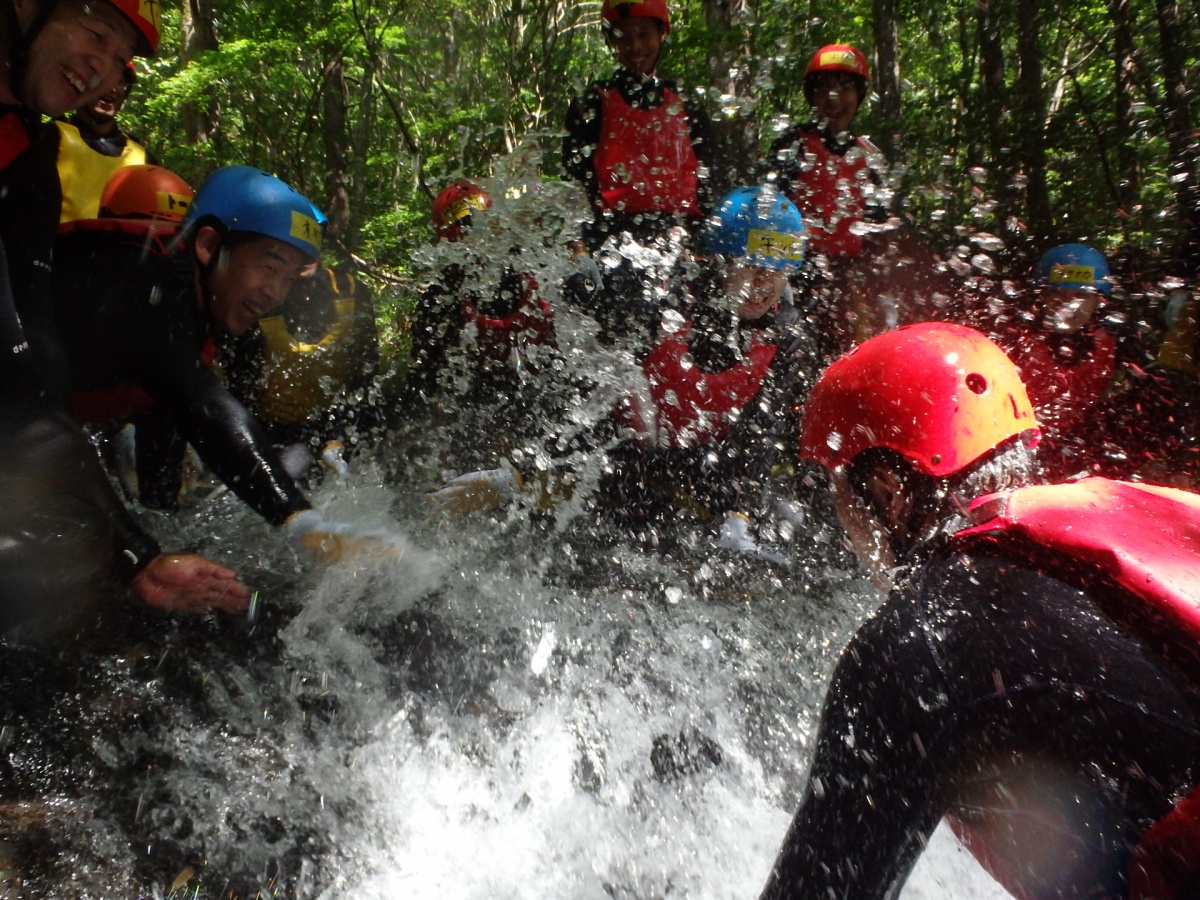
[1008,327,1117,433]
[950,477,1200,900]
[781,129,874,257]
[59,217,218,423]
[591,85,700,217]
[630,326,777,449]
[460,272,556,380]
[0,109,33,174]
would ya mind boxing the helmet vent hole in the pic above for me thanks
[965,373,988,395]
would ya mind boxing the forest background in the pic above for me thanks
[125,0,1200,350]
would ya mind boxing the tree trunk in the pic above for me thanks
[179,0,217,148]
[703,0,757,196]
[1015,0,1049,239]
[1108,0,1140,232]
[322,51,353,262]
[1155,0,1196,218]
[871,0,901,162]
[976,0,1010,220]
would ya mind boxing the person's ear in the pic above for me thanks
[192,225,223,268]
[862,468,910,528]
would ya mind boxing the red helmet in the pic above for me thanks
[102,0,161,57]
[432,180,492,242]
[804,44,870,81]
[99,165,194,222]
[601,0,670,34]
[800,323,1039,477]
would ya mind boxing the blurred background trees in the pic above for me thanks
[127,0,1199,287]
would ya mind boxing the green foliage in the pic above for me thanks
[121,0,1200,277]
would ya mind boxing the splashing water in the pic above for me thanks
[0,156,1016,898]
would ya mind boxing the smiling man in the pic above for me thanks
[50,165,328,528]
[55,60,152,222]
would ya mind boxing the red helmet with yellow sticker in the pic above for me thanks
[803,44,869,102]
[100,165,194,222]
[102,0,161,57]
[432,180,492,243]
[800,323,1039,477]
[601,0,670,34]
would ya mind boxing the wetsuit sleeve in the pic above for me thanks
[118,277,311,526]
[562,88,603,209]
[0,118,70,405]
[217,327,267,416]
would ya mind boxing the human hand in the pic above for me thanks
[132,553,250,615]
[427,464,524,520]
[714,513,791,567]
[285,510,404,564]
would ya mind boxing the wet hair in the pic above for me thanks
[843,435,1040,560]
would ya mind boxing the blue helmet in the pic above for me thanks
[705,186,806,270]
[1033,243,1111,297]
[183,166,326,261]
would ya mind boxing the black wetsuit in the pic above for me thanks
[760,547,1200,899]
[562,69,715,347]
[0,110,161,638]
[51,226,311,524]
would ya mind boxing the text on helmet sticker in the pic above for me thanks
[139,0,162,34]
[291,210,323,251]
[446,195,488,224]
[1049,263,1096,285]
[748,229,806,261]
[157,191,190,217]
[819,49,859,69]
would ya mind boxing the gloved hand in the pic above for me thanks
[714,513,791,567]
[321,440,350,477]
[286,509,404,565]
[427,463,524,520]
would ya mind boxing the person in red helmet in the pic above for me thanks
[407,179,557,410]
[762,44,900,358]
[54,60,153,223]
[759,321,1200,899]
[0,0,249,633]
[562,0,715,346]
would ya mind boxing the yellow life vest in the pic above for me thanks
[55,120,148,224]
[1159,294,1198,372]
[257,269,362,426]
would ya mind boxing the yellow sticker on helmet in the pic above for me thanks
[747,229,806,261]
[156,191,190,217]
[1049,263,1096,285]
[819,49,859,69]
[447,195,488,224]
[139,0,162,34]
[291,210,323,251]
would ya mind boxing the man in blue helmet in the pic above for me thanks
[51,165,395,562]
[0,0,253,636]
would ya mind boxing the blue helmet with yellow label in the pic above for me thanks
[705,186,807,271]
[1033,243,1111,297]
[184,166,326,261]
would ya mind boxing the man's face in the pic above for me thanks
[608,17,665,76]
[14,0,137,116]
[810,73,862,138]
[203,234,312,336]
[723,263,786,320]
[79,74,128,127]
